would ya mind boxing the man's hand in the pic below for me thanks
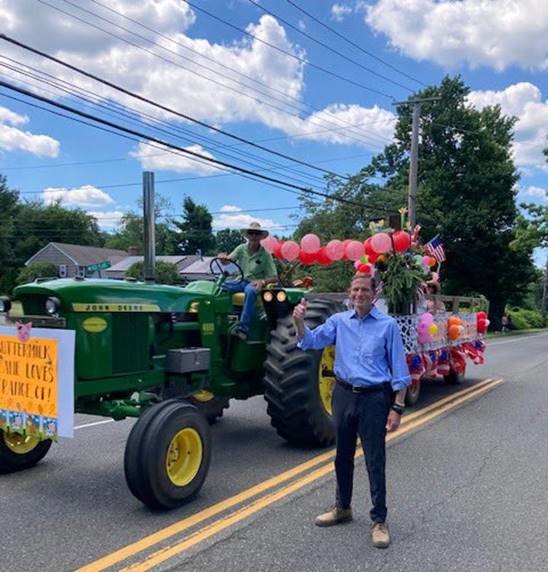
[386,410,402,432]
[293,298,308,339]
[250,279,264,290]
[217,252,232,265]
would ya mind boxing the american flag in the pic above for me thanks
[424,236,446,262]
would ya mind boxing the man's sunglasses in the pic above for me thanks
[247,230,262,236]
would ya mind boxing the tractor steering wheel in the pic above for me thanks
[209,257,244,288]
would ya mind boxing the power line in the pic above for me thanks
[1,33,352,182]
[284,0,427,87]
[182,0,395,100]
[0,81,369,208]
[247,0,414,92]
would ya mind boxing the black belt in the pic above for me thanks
[336,377,391,394]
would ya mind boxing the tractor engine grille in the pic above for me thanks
[111,314,150,374]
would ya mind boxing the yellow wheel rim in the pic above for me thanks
[318,346,336,416]
[166,428,203,487]
[192,390,215,403]
[3,431,41,455]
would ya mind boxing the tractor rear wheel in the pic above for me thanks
[263,299,344,447]
[124,399,211,509]
[0,429,52,474]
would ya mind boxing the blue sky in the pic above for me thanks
[0,0,546,263]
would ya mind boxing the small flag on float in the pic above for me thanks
[424,235,446,262]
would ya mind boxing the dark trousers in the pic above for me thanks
[332,382,392,523]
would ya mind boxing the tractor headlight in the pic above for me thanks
[0,296,11,313]
[263,291,273,302]
[45,297,61,315]
[276,291,287,303]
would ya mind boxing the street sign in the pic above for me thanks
[85,260,111,273]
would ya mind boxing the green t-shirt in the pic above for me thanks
[230,243,277,281]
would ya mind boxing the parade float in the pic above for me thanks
[263,212,489,405]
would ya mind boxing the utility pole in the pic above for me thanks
[143,171,155,283]
[392,97,441,228]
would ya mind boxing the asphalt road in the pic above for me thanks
[2,332,547,572]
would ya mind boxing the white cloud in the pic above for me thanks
[468,83,548,172]
[212,206,282,231]
[522,186,547,202]
[87,210,126,230]
[0,105,27,126]
[365,0,548,71]
[131,142,221,174]
[0,105,59,157]
[330,3,353,22]
[42,185,114,207]
[0,2,393,151]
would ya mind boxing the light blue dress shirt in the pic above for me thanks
[298,305,411,391]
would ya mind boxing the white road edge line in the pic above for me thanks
[74,419,115,430]
[488,332,548,346]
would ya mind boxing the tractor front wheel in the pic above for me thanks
[263,299,344,448]
[124,399,211,509]
[0,429,52,474]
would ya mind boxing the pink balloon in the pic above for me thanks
[353,260,361,270]
[370,233,392,254]
[261,235,278,253]
[325,239,344,261]
[422,255,431,267]
[345,240,365,261]
[280,240,300,261]
[300,233,321,254]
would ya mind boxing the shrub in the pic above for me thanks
[507,307,546,330]
[126,261,180,285]
[16,263,58,285]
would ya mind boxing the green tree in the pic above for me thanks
[0,175,20,293]
[16,263,58,285]
[215,228,244,253]
[125,261,180,284]
[104,213,178,254]
[173,197,215,255]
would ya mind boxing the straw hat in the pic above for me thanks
[240,221,269,238]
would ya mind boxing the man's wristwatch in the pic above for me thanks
[391,402,405,415]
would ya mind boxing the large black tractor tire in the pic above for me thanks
[0,429,52,474]
[124,399,211,509]
[264,299,344,448]
[187,394,230,425]
[444,369,465,385]
[405,380,421,406]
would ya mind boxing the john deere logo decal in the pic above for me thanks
[72,303,160,312]
[82,317,108,333]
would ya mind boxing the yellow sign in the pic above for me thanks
[0,335,58,418]
[72,303,160,312]
[82,317,108,333]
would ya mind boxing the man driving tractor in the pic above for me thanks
[217,222,278,340]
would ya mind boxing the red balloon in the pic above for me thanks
[298,250,316,265]
[393,231,411,253]
[364,237,376,257]
[357,263,372,274]
[477,311,487,320]
[272,240,283,259]
[316,247,331,265]
[341,239,353,260]
[300,233,321,254]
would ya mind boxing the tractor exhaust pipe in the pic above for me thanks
[143,171,156,283]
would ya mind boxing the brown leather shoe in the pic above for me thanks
[371,521,390,548]
[314,506,353,527]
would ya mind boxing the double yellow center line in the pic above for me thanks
[78,377,502,572]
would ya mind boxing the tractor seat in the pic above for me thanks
[231,292,262,307]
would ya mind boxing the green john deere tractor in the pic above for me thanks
[0,258,343,508]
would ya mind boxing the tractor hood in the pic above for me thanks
[13,278,216,314]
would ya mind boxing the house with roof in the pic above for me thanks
[25,242,128,278]
[104,255,201,280]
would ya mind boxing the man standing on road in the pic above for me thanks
[293,273,411,548]
[218,222,278,340]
